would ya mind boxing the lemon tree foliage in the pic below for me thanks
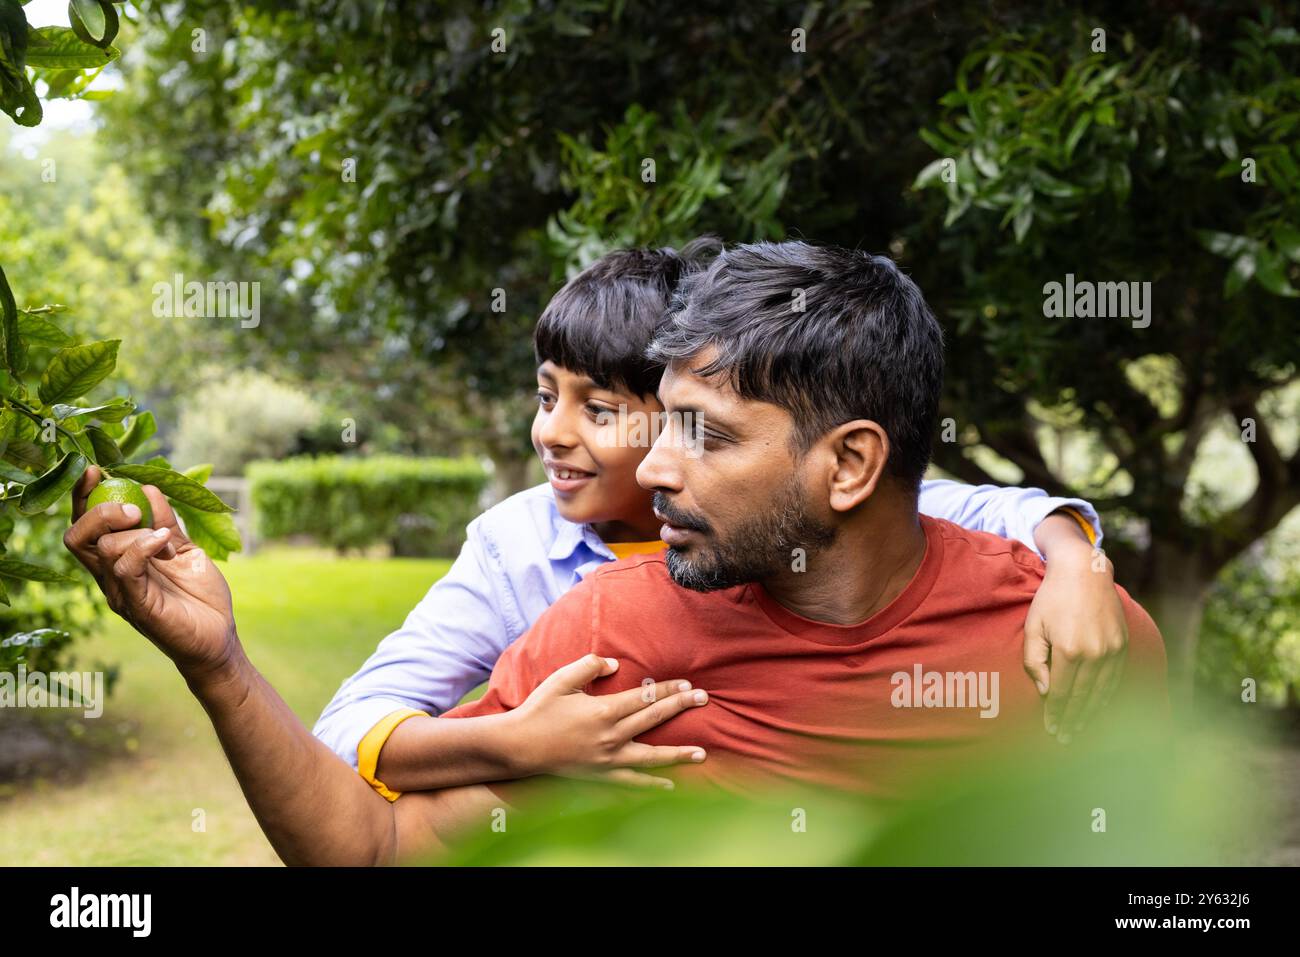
[0,0,238,673]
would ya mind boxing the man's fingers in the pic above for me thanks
[139,484,185,558]
[64,499,153,570]
[70,463,103,523]
[140,485,187,539]
[612,743,708,769]
[538,654,619,695]
[111,525,171,606]
[617,686,708,737]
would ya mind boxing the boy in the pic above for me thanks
[312,238,1126,801]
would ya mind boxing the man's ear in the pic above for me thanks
[823,419,890,513]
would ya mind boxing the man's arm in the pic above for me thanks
[63,467,514,866]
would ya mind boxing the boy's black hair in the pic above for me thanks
[533,236,722,398]
[647,240,945,489]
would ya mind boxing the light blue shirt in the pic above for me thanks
[311,479,1102,770]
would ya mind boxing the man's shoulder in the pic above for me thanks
[927,515,1047,583]
[582,552,744,616]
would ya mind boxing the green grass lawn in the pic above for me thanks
[0,546,453,866]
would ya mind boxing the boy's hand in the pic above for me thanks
[506,654,708,789]
[63,464,240,682]
[1023,544,1128,744]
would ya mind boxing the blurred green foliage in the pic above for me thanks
[426,697,1267,866]
[248,454,487,557]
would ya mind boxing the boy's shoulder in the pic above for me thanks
[470,481,568,549]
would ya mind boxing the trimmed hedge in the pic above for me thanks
[247,455,487,557]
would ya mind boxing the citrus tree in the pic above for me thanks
[0,0,238,671]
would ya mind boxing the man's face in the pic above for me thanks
[635,347,836,591]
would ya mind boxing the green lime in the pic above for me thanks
[86,477,154,528]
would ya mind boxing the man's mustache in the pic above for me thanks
[652,492,712,534]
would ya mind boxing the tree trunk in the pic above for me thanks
[1130,542,1215,716]
[486,447,535,505]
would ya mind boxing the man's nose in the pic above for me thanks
[636,422,682,493]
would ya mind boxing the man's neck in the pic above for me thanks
[760,490,927,626]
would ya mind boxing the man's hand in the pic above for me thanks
[504,654,709,788]
[63,464,239,681]
[1025,512,1128,743]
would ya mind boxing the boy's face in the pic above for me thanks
[532,361,663,536]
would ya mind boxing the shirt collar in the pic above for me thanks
[546,515,615,563]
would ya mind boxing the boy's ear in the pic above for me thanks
[823,419,890,512]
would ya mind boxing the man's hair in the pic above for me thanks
[533,237,723,398]
[646,240,944,489]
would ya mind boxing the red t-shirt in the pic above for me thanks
[443,515,1167,801]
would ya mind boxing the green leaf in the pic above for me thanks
[912,158,950,190]
[106,464,235,513]
[16,308,73,346]
[0,557,77,584]
[1273,224,1300,263]
[182,462,214,484]
[24,25,117,68]
[84,425,123,465]
[1063,113,1092,159]
[18,450,86,515]
[172,500,241,560]
[0,459,34,484]
[51,396,134,422]
[1224,252,1256,299]
[68,0,104,43]
[1254,249,1299,297]
[0,263,26,375]
[38,338,119,405]
[1197,230,1253,259]
[117,409,155,459]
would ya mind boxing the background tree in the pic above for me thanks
[97,0,1300,698]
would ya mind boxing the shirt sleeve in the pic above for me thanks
[439,577,600,804]
[918,479,1104,557]
[311,516,524,772]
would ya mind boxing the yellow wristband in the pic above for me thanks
[1058,506,1098,546]
[357,707,429,802]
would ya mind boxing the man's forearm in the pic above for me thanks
[183,638,401,866]
[376,712,524,793]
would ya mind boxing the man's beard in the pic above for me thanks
[654,479,837,593]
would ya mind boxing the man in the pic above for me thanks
[63,240,1165,864]
[434,240,1168,804]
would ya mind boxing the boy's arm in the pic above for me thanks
[311,515,517,784]
[918,478,1103,555]
[920,479,1128,740]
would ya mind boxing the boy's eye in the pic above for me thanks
[536,391,555,407]
[587,404,617,424]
